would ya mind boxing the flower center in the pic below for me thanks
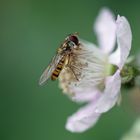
[59,40,119,95]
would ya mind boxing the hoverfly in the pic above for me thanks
[39,33,80,85]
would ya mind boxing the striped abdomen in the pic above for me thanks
[51,56,66,80]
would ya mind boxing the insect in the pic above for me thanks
[39,33,80,85]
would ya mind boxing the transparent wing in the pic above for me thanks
[39,54,62,85]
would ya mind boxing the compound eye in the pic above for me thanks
[69,35,79,45]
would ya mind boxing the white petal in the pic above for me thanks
[94,8,116,54]
[66,102,101,133]
[71,88,101,103]
[95,70,121,113]
[109,46,120,67]
[109,15,132,69]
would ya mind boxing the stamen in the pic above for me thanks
[59,40,111,95]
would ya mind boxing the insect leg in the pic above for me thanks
[66,54,79,81]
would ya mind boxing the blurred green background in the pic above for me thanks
[1,0,140,140]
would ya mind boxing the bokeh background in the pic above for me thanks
[1,0,140,140]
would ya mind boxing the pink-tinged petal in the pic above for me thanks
[70,87,101,103]
[109,15,132,69]
[95,70,121,113]
[66,102,101,133]
[109,46,120,67]
[94,8,116,54]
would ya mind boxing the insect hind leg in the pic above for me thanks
[66,54,79,81]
